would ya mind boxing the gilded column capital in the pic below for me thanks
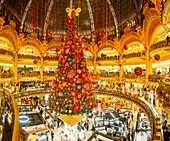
[42,40,48,47]
[89,41,98,56]
[9,20,16,28]
[30,32,38,38]
[18,33,25,46]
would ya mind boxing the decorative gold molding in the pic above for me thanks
[0,17,4,30]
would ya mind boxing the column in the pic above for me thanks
[93,55,97,74]
[119,54,123,83]
[145,48,151,85]
[13,52,18,83]
[40,55,44,82]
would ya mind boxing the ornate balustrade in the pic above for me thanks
[0,49,14,58]
[149,39,170,52]
[0,72,14,78]
[123,51,145,59]
[18,54,40,60]
[43,56,59,61]
[96,56,119,61]
[98,73,119,78]
[124,74,145,79]
[148,74,165,82]
[18,72,40,77]
[13,89,51,99]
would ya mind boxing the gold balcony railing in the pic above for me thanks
[0,88,28,141]
[122,51,145,59]
[43,56,59,61]
[149,39,170,52]
[124,73,145,79]
[18,54,40,60]
[0,49,14,58]
[18,72,40,77]
[148,74,165,82]
[96,56,119,61]
[94,89,159,141]
[98,73,119,78]
[0,73,14,78]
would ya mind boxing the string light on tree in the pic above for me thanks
[49,7,94,115]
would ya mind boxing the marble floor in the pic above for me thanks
[47,127,148,141]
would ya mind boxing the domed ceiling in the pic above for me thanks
[3,0,145,39]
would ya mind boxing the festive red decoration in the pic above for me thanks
[45,20,48,23]
[70,91,76,97]
[33,23,37,28]
[65,17,74,26]
[57,106,60,112]
[33,60,37,64]
[70,45,76,50]
[49,14,94,115]
[56,48,60,52]
[46,31,51,39]
[92,74,98,80]
[82,73,86,79]
[61,58,66,64]
[74,104,80,112]
[74,54,80,60]
[154,54,160,60]
[124,45,128,50]
[134,67,143,76]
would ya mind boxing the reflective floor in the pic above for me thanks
[46,118,149,141]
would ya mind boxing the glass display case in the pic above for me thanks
[19,112,49,141]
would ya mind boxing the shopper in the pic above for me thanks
[163,129,170,141]
[162,120,168,132]
[92,124,95,133]
[131,130,135,141]
[51,131,54,141]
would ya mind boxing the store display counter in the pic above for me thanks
[19,112,49,141]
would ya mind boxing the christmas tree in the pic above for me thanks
[49,7,94,115]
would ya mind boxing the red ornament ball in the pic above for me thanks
[74,104,80,112]
[154,54,160,60]
[134,67,143,76]
[33,60,37,64]
[85,68,89,73]
[70,45,76,50]
[74,54,80,60]
[82,73,86,79]
[56,48,60,52]
[92,74,98,80]
[65,17,74,26]
[57,106,60,112]
[46,31,51,39]
[33,23,37,28]
[124,45,128,50]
